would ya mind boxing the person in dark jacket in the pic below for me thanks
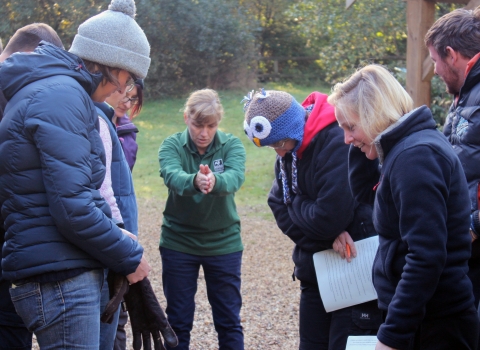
[0,0,152,348]
[328,64,479,350]
[0,22,63,350]
[425,6,480,314]
[242,89,381,350]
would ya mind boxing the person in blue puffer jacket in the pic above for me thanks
[329,64,478,350]
[0,0,152,348]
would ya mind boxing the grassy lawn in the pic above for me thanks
[133,83,330,215]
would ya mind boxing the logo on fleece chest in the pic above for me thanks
[213,158,224,173]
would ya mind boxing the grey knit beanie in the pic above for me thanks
[69,0,150,79]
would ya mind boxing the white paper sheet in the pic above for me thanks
[313,235,379,312]
[345,335,378,350]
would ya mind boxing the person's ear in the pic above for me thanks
[445,46,459,64]
[184,113,188,125]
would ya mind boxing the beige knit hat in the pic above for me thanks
[69,0,151,79]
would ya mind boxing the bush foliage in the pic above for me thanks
[0,0,459,118]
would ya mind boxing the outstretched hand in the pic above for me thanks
[194,164,216,194]
[332,231,356,263]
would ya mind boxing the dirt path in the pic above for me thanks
[32,199,300,349]
[137,199,300,349]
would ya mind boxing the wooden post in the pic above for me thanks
[415,0,479,101]
[406,0,435,108]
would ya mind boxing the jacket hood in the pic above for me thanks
[296,92,337,158]
[374,105,437,164]
[0,41,102,100]
[116,114,138,136]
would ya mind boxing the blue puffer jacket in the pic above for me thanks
[0,42,143,281]
[349,106,474,349]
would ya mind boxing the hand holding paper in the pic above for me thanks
[332,231,357,262]
[314,235,379,312]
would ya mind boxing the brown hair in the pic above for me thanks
[184,89,224,123]
[83,59,137,91]
[4,23,64,55]
[425,6,480,60]
[129,82,144,119]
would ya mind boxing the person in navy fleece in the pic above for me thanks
[328,64,479,350]
[243,89,381,350]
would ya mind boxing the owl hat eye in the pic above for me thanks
[242,89,305,149]
[244,116,272,147]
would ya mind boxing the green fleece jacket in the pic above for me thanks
[158,129,245,255]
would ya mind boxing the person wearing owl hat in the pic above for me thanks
[243,90,381,350]
[0,0,152,348]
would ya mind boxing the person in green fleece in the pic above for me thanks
[158,88,246,350]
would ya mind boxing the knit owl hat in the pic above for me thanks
[243,89,306,152]
[69,0,151,79]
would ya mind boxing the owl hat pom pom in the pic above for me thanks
[242,89,306,151]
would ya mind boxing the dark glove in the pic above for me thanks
[124,277,178,350]
[101,270,129,324]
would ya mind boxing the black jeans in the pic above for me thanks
[299,281,381,350]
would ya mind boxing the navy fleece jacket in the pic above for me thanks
[349,106,474,349]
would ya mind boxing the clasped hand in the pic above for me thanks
[194,164,216,194]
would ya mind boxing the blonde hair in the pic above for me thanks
[184,89,224,123]
[328,64,413,141]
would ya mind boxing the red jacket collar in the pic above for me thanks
[296,92,337,158]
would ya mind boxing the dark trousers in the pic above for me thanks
[0,325,32,350]
[160,247,244,350]
[0,279,32,350]
[113,306,128,350]
[407,305,479,350]
[299,281,381,350]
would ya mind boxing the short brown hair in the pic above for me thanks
[4,23,64,55]
[425,6,480,60]
[184,89,224,123]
